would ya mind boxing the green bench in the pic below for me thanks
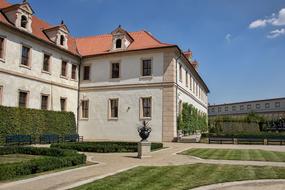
[64,134,83,142]
[6,135,32,145]
[40,134,60,144]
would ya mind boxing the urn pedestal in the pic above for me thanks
[137,141,151,159]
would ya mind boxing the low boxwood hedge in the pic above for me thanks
[0,147,86,181]
[51,142,163,153]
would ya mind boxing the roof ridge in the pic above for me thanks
[75,30,147,40]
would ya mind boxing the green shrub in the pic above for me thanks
[0,105,76,143]
[0,147,86,181]
[178,103,208,134]
[51,142,163,153]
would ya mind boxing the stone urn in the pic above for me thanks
[138,121,152,142]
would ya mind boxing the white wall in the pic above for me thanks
[79,51,165,142]
[0,27,79,115]
[81,52,164,87]
[79,87,163,142]
[176,59,208,114]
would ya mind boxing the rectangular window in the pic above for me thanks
[247,104,251,110]
[141,97,152,118]
[60,98,66,111]
[61,61,67,77]
[71,64,77,80]
[21,46,30,66]
[43,54,50,72]
[256,104,260,109]
[211,108,215,113]
[275,102,280,108]
[190,75,192,91]
[83,66,90,80]
[41,95,49,110]
[218,107,221,112]
[81,100,89,119]
[265,103,270,109]
[109,99,119,119]
[186,71,188,87]
[179,64,182,82]
[142,59,152,76]
[111,62,120,78]
[0,37,4,59]
[240,105,244,110]
[225,106,228,112]
[19,91,28,108]
[232,106,236,111]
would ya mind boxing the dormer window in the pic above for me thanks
[20,15,28,28]
[111,26,133,51]
[60,35,65,46]
[115,39,122,49]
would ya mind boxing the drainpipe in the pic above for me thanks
[76,58,82,133]
[175,50,182,139]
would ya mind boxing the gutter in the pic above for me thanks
[175,51,183,137]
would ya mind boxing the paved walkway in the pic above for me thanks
[1,143,285,190]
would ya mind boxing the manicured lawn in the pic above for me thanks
[0,154,44,164]
[182,148,285,162]
[73,164,285,190]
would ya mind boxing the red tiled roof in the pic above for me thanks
[0,0,78,55]
[0,0,174,57]
[75,31,175,56]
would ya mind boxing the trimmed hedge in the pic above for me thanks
[202,132,285,139]
[0,147,86,181]
[0,105,76,143]
[51,142,163,153]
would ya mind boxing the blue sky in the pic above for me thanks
[9,0,285,104]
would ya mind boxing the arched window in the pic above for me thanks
[21,15,28,28]
[60,35,65,46]
[115,39,122,49]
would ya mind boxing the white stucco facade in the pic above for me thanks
[0,0,209,142]
[0,26,79,114]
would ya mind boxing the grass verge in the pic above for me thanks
[73,163,285,190]
[181,148,285,162]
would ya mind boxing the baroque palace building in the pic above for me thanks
[0,0,209,142]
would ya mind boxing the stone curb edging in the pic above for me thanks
[190,179,285,190]
[57,165,139,190]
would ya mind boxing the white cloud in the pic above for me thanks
[272,8,285,26]
[249,8,285,29]
[249,19,267,29]
[225,33,232,42]
[267,28,285,38]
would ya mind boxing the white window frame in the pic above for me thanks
[81,100,89,120]
[108,98,119,120]
[140,97,152,120]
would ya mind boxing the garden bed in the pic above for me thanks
[0,146,86,181]
[51,141,163,153]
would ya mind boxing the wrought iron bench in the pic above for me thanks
[5,134,32,145]
[267,138,285,145]
[208,137,234,144]
[40,134,60,144]
[63,134,83,142]
[237,138,264,145]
